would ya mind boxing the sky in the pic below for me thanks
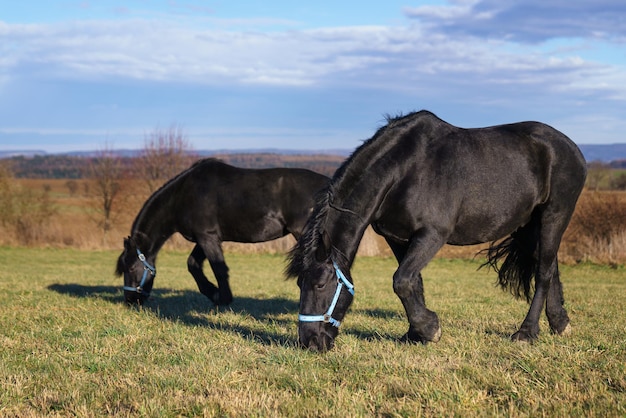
[1,0,625,153]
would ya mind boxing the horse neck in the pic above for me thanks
[326,178,391,265]
[326,209,369,266]
[132,191,176,256]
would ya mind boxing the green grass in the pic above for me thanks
[0,247,624,417]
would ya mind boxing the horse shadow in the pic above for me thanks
[47,283,297,345]
[47,283,405,345]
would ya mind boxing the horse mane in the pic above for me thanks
[285,187,333,278]
[285,137,381,278]
[130,158,224,234]
[331,110,437,187]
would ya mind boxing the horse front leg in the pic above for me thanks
[392,229,445,344]
[196,237,233,306]
[207,257,232,306]
[187,244,220,303]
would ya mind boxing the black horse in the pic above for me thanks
[287,110,586,351]
[116,158,329,305]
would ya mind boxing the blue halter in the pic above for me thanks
[123,249,156,296]
[298,261,355,328]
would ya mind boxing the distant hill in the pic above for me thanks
[577,144,626,164]
[0,150,48,158]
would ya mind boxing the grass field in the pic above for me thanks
[0,247,624,417]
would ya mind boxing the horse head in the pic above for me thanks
[290,230,355,352]
[115,234,156,305]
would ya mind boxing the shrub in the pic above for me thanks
[564,191,626,264]
[0,164,56,245]
[610,172,626,191]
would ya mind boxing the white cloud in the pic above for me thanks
[405,0,626,43]
[1,9,625,148]
[1,15,624,104]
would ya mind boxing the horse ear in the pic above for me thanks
[124,236,137,253]
[315,230,331,262]
[116,237,131,276]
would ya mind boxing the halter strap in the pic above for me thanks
[123,249,156,296]
[298,261,355,328]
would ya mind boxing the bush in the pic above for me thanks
[0,164,56,245]
[564,191,626,264]
[610,172,626,191]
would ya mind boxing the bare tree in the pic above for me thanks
[88,143,125,239]
[138,124,195,192]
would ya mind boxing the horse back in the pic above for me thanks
[175,160,328,242]
[372,116,586,244]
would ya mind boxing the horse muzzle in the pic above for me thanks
[124,289,149,305]
[298,323,337,352]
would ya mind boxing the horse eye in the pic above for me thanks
[314,281,327,290]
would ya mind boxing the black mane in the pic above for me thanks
[330,110,441,197]
[285,187,332,278]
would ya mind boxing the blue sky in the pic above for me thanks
[1,0,625,153]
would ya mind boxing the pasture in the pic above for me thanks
[0,247,624,417]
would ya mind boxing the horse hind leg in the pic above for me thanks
[545,264,571,335]
[512,211,571,342]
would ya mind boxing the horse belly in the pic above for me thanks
[221,214,286,243]
[448,201,536,245]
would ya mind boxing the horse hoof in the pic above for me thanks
[400,326,441,344]
[559,323,572,335]
[511,331,536,343]
[209,291,231,306]
[432,326,442,343]
[218,294,233,306]
[212,298,232,306]
[400,333,427,345]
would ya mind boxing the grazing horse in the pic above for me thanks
[287,110,586,351]
[116,158,329,305]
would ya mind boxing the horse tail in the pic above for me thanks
[479,216,540,303]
